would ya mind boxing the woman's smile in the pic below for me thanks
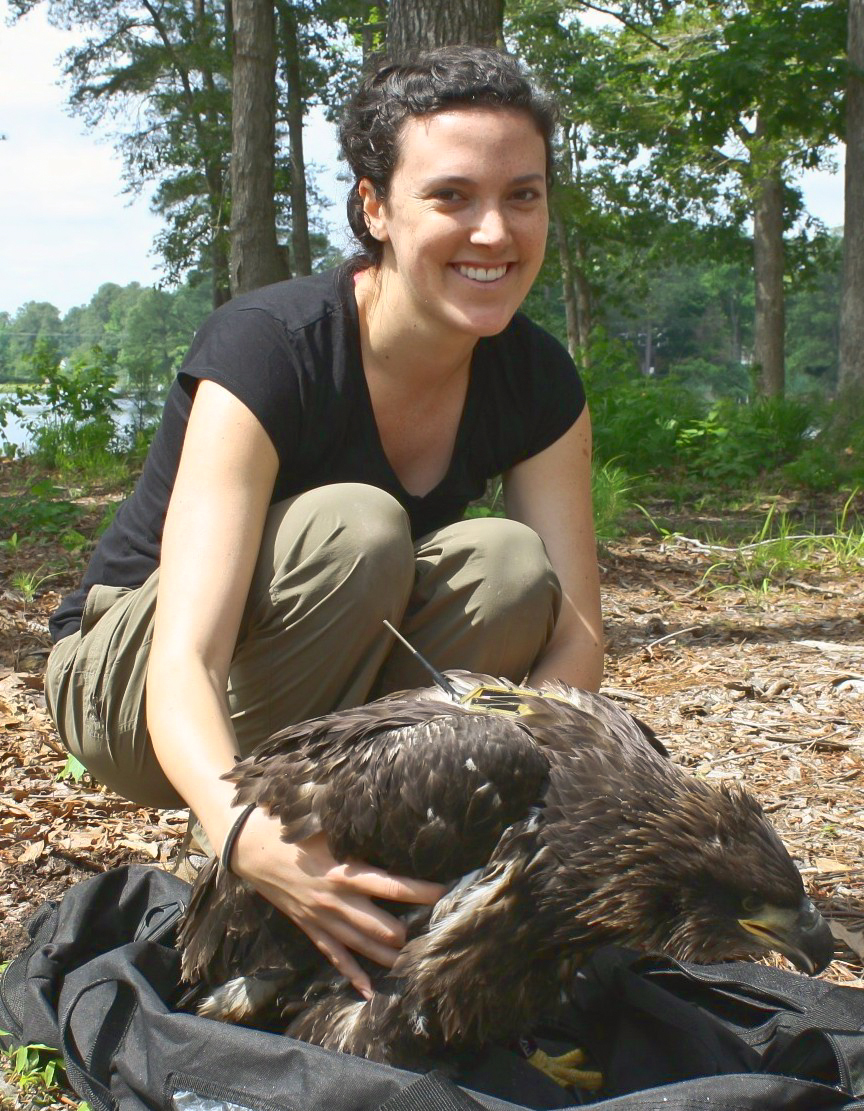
[452,263,512,283]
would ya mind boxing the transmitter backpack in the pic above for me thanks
[3,864,864,1111]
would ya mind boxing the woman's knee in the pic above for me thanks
[464,517,560,621]
[253,484,416,625]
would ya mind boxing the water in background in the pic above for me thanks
[0,397,144,453]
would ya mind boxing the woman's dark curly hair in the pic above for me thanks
[338,45,558,267]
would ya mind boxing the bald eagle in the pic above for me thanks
[178,673,833,1071]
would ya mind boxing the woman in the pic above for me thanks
[44,46,603,999]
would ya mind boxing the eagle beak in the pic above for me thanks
[739,897,834,975]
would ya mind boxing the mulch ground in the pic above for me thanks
[1,465,863,1103]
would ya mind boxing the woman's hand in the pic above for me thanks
[230,806,446,998]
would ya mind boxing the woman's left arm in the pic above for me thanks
[503,405,604,691]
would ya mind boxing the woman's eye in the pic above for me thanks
[511,189,541,203]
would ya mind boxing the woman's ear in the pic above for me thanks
[358,179,389,242]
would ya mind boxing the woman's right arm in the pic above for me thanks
[146,379,443,996]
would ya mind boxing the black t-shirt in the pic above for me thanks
[50,267,585,642]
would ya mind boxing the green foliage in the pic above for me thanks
[586,354,706,476]
[674,397,814,484]
[1,1029,93,1109]
[464,479,505,519]
[10,567,59,604]
[0,345,121,474]
[13,0,344,302]
[0,480,81,540]
[782,407,864,492]
[2,1038,67,1096]
[116,287,187,425]
[592,460,634,541]
[464,460,633,540]
[583,327,835,494]
[0,302,63,380]
[785,233,842,392]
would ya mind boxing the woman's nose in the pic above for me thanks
[470,205,512,248]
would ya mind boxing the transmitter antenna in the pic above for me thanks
[382,620,459,699]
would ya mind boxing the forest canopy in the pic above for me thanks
[2,0,860,496]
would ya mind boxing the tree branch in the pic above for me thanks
[572,1,669,50]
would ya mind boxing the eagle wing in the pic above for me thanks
[228,697,549,882]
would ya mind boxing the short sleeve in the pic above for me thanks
[177,303,301,467]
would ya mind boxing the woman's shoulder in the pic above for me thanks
[209,268,352,336]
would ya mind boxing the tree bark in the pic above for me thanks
[196,0,230,305]
[211,231,231,307]
[278,1,312,277]
[230,0,290,295]
[553,123,593,365]
[573,237,593,354]
[552,203,580,362]
[387,0,504,56]
[752,165,786,397]
[839,0,864,395]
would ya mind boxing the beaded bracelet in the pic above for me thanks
[219,802,257,874]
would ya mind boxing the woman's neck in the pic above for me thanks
[354,266,476,387]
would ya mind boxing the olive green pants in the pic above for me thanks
[45,483,561,809]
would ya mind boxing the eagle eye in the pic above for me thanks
[741,895,763,915]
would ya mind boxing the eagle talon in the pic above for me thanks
[528,1047,603,1091]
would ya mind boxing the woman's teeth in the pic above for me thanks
[456,264,508,282]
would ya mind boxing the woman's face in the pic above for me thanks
[362,107,549,341]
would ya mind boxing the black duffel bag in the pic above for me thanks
[3,865,864,1111]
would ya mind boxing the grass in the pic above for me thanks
[592,461,634,542]
[2,1038,69,1098]
[1,1040,92,1111]
[698,491,864,592]
[11,568,60,606]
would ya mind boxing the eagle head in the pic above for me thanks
[539,746,834,975]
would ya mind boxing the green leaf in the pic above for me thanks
[58,754,88,783]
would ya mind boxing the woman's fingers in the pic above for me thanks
[262,876,408,959]
[234,820,447,978]
[335,861,447,906]
[300,921,374,1000]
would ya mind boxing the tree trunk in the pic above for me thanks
[278,1,312,277]
[387,0,503,56]
[552,203,580,362]
[729,292,742,366]
[230,0,290,295]
[211,228,231,307]
[752,166,786,397]
[839,0,864,395]
[573,238,593,354]
[196,0,230,305]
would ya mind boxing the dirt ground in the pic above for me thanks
[2,472,864,1100]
